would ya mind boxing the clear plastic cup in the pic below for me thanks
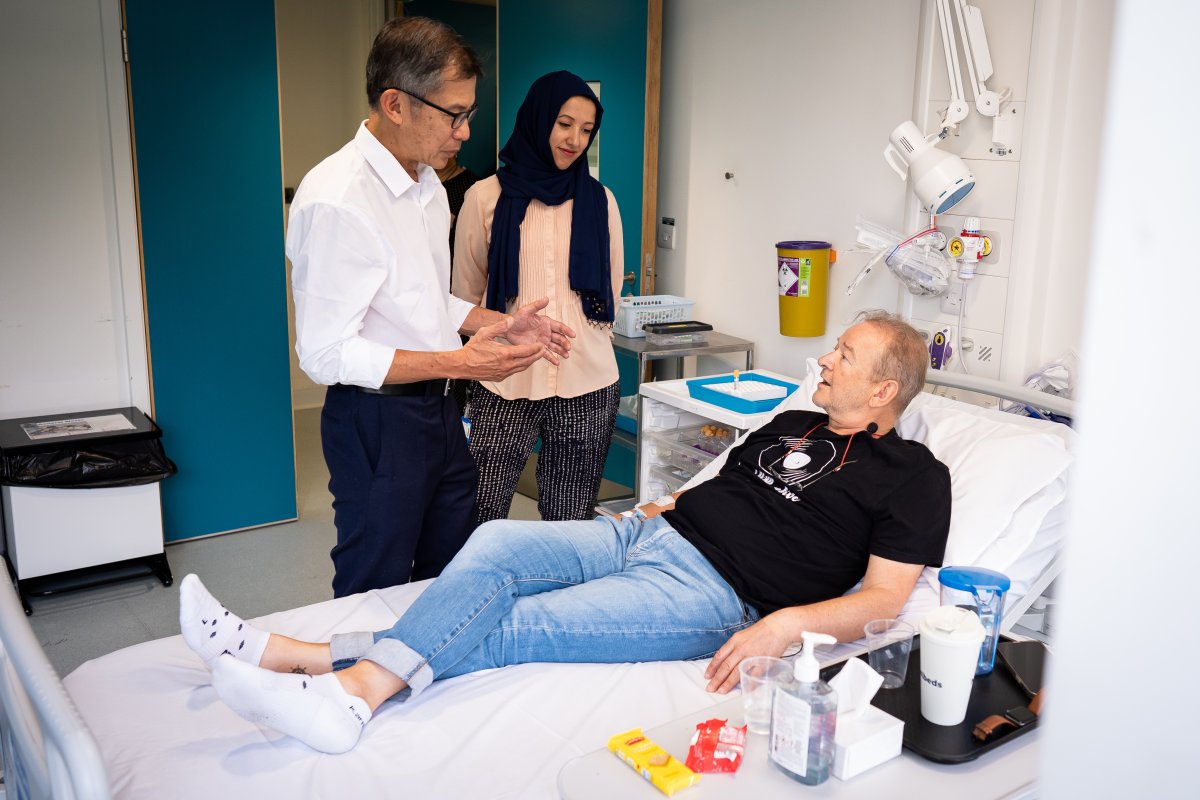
[737,656,792,735]
[863,619,915,689]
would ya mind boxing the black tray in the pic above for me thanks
[641,320,713,334]
[821,636,1043,764]
[0,406,160,453]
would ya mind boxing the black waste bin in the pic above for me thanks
[0,407,176,614]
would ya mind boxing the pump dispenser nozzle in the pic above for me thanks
[795,631,838,682]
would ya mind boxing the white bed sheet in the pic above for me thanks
[59,566,1048,799]
[61,578,980,798]
[64,581,733,800]
[62,379,1073,798]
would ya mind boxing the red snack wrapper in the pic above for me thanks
[684,718,747,774]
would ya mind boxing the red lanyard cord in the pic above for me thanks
[783,423,858,472]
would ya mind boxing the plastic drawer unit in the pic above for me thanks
[635,370,802,504]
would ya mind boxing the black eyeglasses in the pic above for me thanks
[390,87,478,129]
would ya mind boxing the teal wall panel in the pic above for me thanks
[499,0,650,490]
[603,432,636,489]
[498,0,648,298]
[616,349,640,398]
[415,0,498,178]
[126,0,296,540]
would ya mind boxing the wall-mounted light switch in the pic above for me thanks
[657,216,676,249]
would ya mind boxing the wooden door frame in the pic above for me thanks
[638,0,662,296]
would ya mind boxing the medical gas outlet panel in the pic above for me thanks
[909,213,1012,383]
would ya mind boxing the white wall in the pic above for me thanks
[658,0,1109,388]
[1042,2,1199,796]
[1006,0,1113,376]
[0,0,149,419]
[656,0,922,378]
[276,0,378,410]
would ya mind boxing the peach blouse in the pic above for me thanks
[451,175,624,401]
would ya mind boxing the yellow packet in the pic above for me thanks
[607,728,700,796]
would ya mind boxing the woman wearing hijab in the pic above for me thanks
[452,70,623,525]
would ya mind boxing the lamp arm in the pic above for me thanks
[935,0,969,133]
[953,0,1010,118]
[952,0,985,101]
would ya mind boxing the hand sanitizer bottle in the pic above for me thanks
[769,631,838,785]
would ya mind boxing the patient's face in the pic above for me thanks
[813,323,886,416]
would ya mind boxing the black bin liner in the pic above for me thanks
[0,407,177,489]
[2,438,176,489]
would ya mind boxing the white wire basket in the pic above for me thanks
[614,295,695,337]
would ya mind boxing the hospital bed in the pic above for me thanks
[0,365,1076,799]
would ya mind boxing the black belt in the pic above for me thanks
[340,380,449,397]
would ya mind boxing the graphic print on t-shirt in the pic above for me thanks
[753,436,840,502]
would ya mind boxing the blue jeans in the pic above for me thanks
[328,514,758,699]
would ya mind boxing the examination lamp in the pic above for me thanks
[884,120,975,215]
[882,1,1010,215]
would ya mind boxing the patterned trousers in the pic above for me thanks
[467,380,621,526]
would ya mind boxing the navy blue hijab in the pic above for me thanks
[486,71,613,324]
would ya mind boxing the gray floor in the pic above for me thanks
[25,406,558,677]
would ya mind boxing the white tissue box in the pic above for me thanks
[832,705,904,780]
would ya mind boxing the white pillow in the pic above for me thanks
[680,360,1074,595]
[775,357,822,413]
[898,389,1075,571]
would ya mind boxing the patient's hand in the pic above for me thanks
[704,614,793,694]
[633,493,679,520]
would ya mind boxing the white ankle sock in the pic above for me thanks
[212,657,372,754]
[179,573,269,669]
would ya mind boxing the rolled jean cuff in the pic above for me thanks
[329,631,375,663]
[360,637,434,701]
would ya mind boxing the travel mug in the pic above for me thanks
[918,605,986,726]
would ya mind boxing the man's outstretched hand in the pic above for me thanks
[458,317,545,382]
[505,297,576,364]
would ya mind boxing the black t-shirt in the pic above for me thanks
[663,410,951,615]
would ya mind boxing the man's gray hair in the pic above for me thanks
[853,310,928,413]
[366,17,483,108]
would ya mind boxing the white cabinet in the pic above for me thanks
[635,370,801,503]
[3,484,164,580]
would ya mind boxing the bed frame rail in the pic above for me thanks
[0,576,110,799]
[924,369,1075,417]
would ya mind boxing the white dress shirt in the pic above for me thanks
[288,122,475,388]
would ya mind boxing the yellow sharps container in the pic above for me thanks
[776,240,836,337]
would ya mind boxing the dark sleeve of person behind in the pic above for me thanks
[444,168,481,255]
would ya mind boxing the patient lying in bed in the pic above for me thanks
[180,312,950,753]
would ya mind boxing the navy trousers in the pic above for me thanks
[321,384,477,598]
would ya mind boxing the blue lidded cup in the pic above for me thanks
[937,566,1011,675]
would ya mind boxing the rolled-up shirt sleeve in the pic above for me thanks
[446,292,475,331]
[288,202,396,388]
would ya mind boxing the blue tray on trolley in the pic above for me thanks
[686,372,798,414]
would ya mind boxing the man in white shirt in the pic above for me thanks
[288,17,574,597]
